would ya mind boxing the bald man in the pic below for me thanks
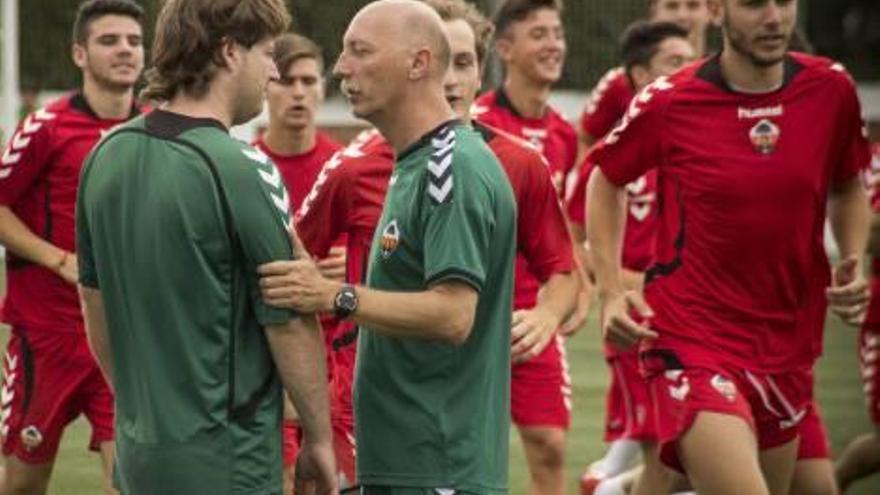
[256,1,518,493]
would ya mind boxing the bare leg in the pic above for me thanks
[0,456,54,495]
[519,426,567,495]
[758,438,798,495]
[790,458,838,495]
[97,441,119,495]
[679,412,770,495]
[835,430,880,493]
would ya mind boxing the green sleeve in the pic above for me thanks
[422,149,494,292]
[228,147,298,326]
[76,155,99,288]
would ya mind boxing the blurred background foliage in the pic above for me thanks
[11,0,880,92]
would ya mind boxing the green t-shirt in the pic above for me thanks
[77,110,297,495]
[355,122,517,493]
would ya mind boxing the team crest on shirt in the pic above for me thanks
[380,220,400,258]
[711,374,737,402]
[20,425,43,451]
[749,118,780,155]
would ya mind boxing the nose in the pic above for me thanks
[333,52,350,79]
[764,1,783,25]
[268,62,280,82]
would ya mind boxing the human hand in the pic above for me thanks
[827,256,870,326]
[600,290,657,349]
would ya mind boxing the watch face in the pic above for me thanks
[335,286,358,316]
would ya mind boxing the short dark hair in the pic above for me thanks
[72,0,144,45]
[493,0,562,39]
[141,0,291,101]
[422,0,494,66]
[274,33,325,77]
[620,20,689,77]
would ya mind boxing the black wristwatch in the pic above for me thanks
[333,284,359,319]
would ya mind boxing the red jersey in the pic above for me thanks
[296,129,395,415]
[473,89,578,198]
[864,143,880,325]
[579,67,636,141]
[253,131,341,213]
[474,122,576,310]
[591,53,871,372]
[567,162,658,273]
[0,93,142,333]
[568,161,658,360]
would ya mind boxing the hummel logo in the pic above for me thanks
[427,127,456,204]
[257,165,283,190]
[0,108,55,180]
[11,132,31,151]
[630,203,650,221]
[665,370,684,381]
[668,380,690,401]
[738,105,783,120]
[242,148,269,165]
[428,153,452,178]
[428,177,453,204]
[22,115,42,134]
[34,109,56,121]
[0,385,13,407]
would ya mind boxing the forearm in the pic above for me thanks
[0,206,67,269]
[351,282,476,344]
[829,178,870,261]
[79,286,114,389]
[535,272,578,325]
[586,170,627,296]
[621,268,645,292]
[266,316,332,445]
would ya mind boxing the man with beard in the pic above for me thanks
[76,0,335,493]
[577,0,712,155]
[586,1,871,494]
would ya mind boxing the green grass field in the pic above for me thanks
[3,313,875,494]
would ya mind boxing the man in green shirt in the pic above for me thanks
[76,1,336,494]
[258,1,517,493]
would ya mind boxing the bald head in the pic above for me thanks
[355,0,451,78]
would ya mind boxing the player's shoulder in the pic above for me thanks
[315,130,343,155]
[417,123,499,205]
[471,90,499,120]
[476,122,549,171]
[788,52,858,90]
[333,129,394,176]
[16,94,70,138]
[545,106,577,139]
[592,67,633,99]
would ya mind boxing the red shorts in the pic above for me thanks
[860,325,880,426]
[332,412,356,488]
[1,328,114,464]
[511,334,571,428]
[604,350,656,442]
[643,349,812,471]
[282,419,301,468]
[797,403,830,460]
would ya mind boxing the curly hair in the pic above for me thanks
[141,0,290,102]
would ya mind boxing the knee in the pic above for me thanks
[2,475,49,495]
[521,428,566,469]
